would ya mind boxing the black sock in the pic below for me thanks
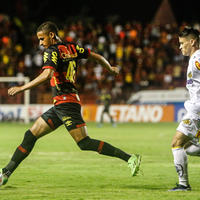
[77,136,131,162]
[3,130,37,177]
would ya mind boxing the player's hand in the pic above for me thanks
[110,67,119,76]
[8,86,22,96]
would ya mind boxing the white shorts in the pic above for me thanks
[177,100,200,146]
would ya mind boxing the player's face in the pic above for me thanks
[179,37,192,57]
[37,31,53,49]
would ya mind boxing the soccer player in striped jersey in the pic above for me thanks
[0,22,141,187]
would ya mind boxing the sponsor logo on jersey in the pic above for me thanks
[62,116,71,122]
[195,61,200,70]
[65,120,72,126]
[58,45,78,61]
[186,79,193,85]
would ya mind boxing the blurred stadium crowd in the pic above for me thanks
[0,13,199,104]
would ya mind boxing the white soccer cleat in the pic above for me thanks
[0,172,3,187]
[0,168,8,188]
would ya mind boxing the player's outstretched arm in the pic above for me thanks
[88,52,119,76]
[8,68,54,96]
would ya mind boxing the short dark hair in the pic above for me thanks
[179,26,200,44]
[37,21,58,36]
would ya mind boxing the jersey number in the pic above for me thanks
[66,61,76,83]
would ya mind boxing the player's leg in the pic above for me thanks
[106,110,113,123]
[100,110,104,123]
[170,130,191,191]
[70,126,131,160]
[69,126,141,176]
[0,117,53,183]
[106,109,117,127]
[98,109,105,127]
[185,141,200,156]
[58,102,141,176]
[0,107,62,187]
[97,109,105,127]
[169,110,200,191]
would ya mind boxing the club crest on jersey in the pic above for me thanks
[182,119,191,125]
[195,61,200,70]
[187,72,192,78]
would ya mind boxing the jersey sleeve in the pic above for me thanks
[42,46,59,71]
[75,44,91,59]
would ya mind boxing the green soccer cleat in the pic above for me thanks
[0,168,8,188]
[127,154,141,176]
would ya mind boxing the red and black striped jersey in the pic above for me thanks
[42,42,90,105]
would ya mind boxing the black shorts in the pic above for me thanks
[41,103,86,132]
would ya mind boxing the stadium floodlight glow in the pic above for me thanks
[0,76,30,124]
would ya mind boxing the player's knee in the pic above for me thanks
[171,140,176,148]
[185,145,200,156]
[171,139,181,148]
[77,136,91,150]
[186,151,196,156]
[23,130,37,143]
[20,130,38,152]
[171,131,187,148]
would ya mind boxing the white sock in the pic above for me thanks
[172,147,189,187]
[185,144,200,156]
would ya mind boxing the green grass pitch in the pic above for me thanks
[0,122,200,200]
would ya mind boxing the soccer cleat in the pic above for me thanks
[169,183,192,191]
[0,168,8,188]
[127,154,141,176]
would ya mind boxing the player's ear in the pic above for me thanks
[190,39,196,47]
[49,32,55,39]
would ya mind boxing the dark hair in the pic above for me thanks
[37,21,58,36]
[179,26,200,42]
